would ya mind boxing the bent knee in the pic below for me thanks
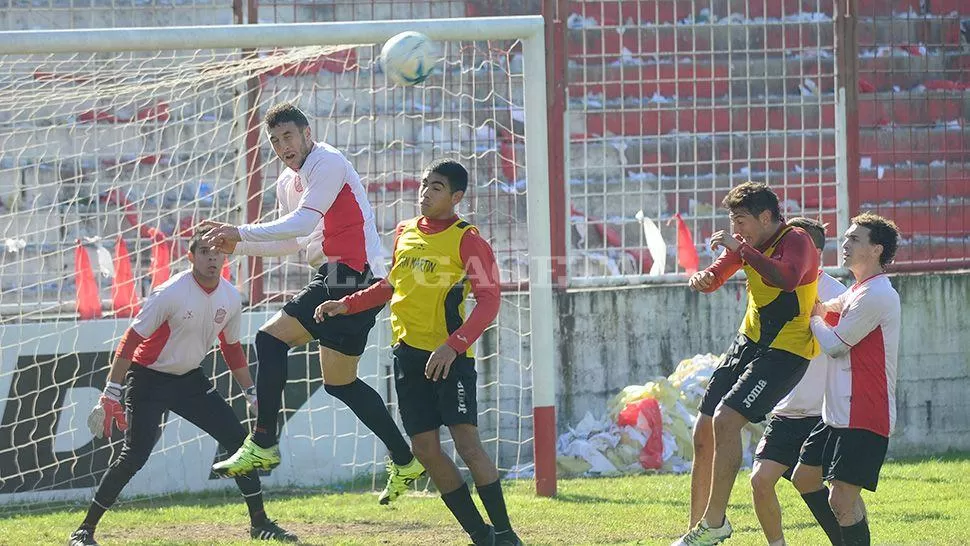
[260,312,310,346]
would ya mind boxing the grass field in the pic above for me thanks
[3,454,968,545]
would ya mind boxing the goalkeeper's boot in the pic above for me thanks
[68,527,99,546]
[495,529,523,546]
[671,517,733,546]
[212,436,281,477]
[250,519,298,542]
[378,456,426,505]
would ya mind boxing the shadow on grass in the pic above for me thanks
[0,485,334,521]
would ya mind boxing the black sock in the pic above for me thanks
[235,474,267,525]
[325,379,413,466]
[441,483,488,536]
[840,518,870,546]
[253,331,291,448]
[477,480,512,533]
[801,488,843,546]
[81,501,107,530]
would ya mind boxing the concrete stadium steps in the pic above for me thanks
[572,92,969,137]
[857,15,965,47]
[892,237,970,264]
[568,21,835,60]
[869,202,970,238]
[569,15,960,61]
[558,133,839,177]
[860,164,970,204]
[857,91,970,127]
[0,5,234,31]
[568,56,835,99]
[559,127,969,176]
[571,54,970,100]
[568,0,969,25]
[858,53,970,92]
[860,126,970,165]
[574,99,835,135]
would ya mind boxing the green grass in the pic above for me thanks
[3,454,969,545]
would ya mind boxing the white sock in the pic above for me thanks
[768,539,786,546]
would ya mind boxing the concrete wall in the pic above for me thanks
[554,272,970,457]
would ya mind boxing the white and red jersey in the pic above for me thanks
[773,271,847,418]
[127,271,244,376]
[238,142,386,276]
[812,274,901,437]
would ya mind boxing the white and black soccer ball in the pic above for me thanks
[380,31,436,86]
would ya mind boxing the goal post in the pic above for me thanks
[0,16,557,504]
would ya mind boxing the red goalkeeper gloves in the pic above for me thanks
[88,382,128,439]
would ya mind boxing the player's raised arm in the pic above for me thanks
[690,243,742,293]
[737,227,817,292]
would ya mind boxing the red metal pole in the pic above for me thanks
[545,0,568,290]
[837,0,860,218]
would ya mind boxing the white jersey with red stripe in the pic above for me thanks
[129,270,243,376]
[821,274,901,437]
[773,271,847,418]
[273,142,386,276]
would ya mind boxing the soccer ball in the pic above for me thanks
[380,31,436,86]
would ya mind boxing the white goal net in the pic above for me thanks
[0,18,554,508]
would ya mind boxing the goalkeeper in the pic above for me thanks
[68,229,296,546]
[315,159,521,546]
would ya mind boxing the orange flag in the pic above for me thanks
[674,213,699,275]
[74,242,102,320]
[111,237,140,317]
[149,232,171,289]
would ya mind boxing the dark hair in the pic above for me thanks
[423,158,468,193]
[265,102,310,130]
[722,182,781,222]
[787,217,826,251]
[851,212,900,267]
[189,227,211,254]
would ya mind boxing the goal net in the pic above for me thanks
[0,18,555,508]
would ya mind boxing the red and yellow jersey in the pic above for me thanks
[702,225,820,359]
[388,217,475,354]
[341,215,502,356]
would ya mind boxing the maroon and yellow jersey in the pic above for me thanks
[702,225,820,359]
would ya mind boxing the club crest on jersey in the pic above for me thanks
[293,174,303,192]
[214,308,227,324]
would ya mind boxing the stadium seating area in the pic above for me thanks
[0,0,968,311]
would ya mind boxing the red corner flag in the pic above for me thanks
[111,237,140,317]
[74,242,102,320]
[674,213,699,275]
[148,230,171,289]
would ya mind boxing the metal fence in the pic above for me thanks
[855,0,970,270]
[1,0,967,314]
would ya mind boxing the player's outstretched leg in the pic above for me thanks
[319,350,424,505]
[213,326,293,477]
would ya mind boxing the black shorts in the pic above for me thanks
[283,262,383,356]
[699,334,809,423]
[392,342,477,437]
[123,365,250,471]
[798,421,889,492]
[755,414,822,480]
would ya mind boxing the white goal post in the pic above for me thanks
[0,16,557,504]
